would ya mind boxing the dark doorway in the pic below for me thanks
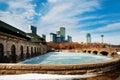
[20,46,24,60]
[31,47,33,57]
[34,47,36,56]
[26,46,29,58]
[11,45,16,63]
[0,43,4,62]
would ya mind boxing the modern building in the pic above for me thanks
[86,33,91,44]
[50,33,57,43]
[50,27,72,43]
[28,25,37,34]
[60,27,65,42]
[67,35,72,42]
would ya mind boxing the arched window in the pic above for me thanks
[20,46,24,59]
[11,45,16,62]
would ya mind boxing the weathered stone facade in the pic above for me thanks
[0,20,51,63]
[0,31,50,63]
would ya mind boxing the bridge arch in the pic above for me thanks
[83,50,86,53]
[93,51,98,55]
[88,50,91,53]
[100,51,108,56]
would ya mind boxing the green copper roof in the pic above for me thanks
[0,20,46,43]
[0,20,28,38]
[27,33,44,43]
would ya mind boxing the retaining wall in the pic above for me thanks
[0,58,120,75]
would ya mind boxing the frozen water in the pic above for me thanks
[19,52,112,64]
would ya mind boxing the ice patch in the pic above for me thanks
[19,52,112,64]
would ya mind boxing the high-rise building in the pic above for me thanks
[28,25,37,34]
[67,35,72,42]
[86,33,91,44]
[60,27,65,42]
[50,27,72,43]
[50,33,57,43]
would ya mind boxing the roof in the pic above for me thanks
[0,20,46,43]
[27,33,45,43]
[0,20,29,39]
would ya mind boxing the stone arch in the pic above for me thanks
[11,45,16,63]
[0,43,4,62]
[20,45,24,60]
[100,51,108,56]
[0,43,4,56]
[26,46,29,58]
[93,51,98,55]
[31,47,33,57]
[34,47,36,56]
[36,47,39,55]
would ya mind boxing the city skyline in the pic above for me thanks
[50,27,72,43]
[0,0,120,45]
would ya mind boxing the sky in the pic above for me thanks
[0,0,120,45]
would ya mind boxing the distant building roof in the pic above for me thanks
[60,27,65,30]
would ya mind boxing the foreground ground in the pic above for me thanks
[79,68,120,80]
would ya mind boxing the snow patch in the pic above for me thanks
[0,73,97,80]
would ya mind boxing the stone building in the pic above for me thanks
[0,20,51,63]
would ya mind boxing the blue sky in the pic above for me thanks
[0,0,120,45]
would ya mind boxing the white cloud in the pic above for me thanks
[0,0,36,31]
[0,0,120,45]
[95,22,120,32]
[48,0,58,3]
[37,0,101,41]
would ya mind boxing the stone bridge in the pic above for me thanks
[82,48,117,57]
[60,47,118,57]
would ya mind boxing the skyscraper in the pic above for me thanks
[86,33,91,44]
[50,33,57,43]
[60,27,65,42]
[28,25,37,34]
[67,35,72,42]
